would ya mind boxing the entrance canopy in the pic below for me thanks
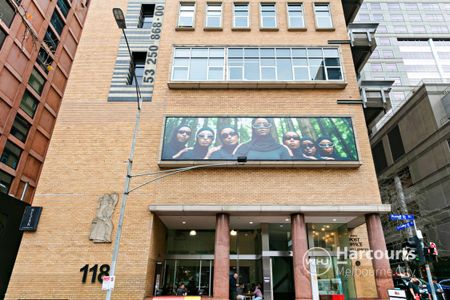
[148,204,391,229]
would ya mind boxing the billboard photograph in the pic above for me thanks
[161,117,359,162]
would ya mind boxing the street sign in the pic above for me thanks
[396,221,415,231]
[102,276,115,291]
[389,214,414,221]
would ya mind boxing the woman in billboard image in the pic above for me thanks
[162,125,193,159]
[299,136,319,160]
[207,126,240,160]
[282,131,303,160]
[234,118,291,160]
[316,136,341,160]
[179,127,215,160]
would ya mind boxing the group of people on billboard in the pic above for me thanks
[162,117,358,161]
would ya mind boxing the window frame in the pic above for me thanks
[233,2,250,28]
[205,2,223,29]
[177,2,196,28]
[0,170,14,194]
[171,46,344,83]
[313,3,333,30]
[286,3,305,29]
[1,140,23,170]
[260,3,277,29]
[10,113,31,143]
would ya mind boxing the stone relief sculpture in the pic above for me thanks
[89,193,119,243]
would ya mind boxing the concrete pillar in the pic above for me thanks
[365,213,394,300]
[213,213,230,300]
[291,213,312,300]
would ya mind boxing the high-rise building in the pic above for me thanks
[0,0,90,298]
[356,0,450,275]
[6,0,394,299]
[0,0,90,203]
[356,0,450,131]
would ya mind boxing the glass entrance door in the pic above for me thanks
[271,257,295,300]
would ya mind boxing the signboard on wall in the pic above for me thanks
[160,116,359,164]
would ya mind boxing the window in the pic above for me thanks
[423,14,444,21]
[369,3,381,10]
[384,63,397,71]
[171,47,343,82]
[388,125,405,161]
[411,26,426,33]
[377,37,390,45]
[387,3,400,10]
[205,3,222,28]
[10,114,31,143]
[372,14,384,21]
[44,27,59,53]
[172,48,225,80]
[178,3,195,27]
[0,28,6,50]
[233,3,249,28]
[57,0,70,17]
[0,0,15,27]
[20,91,39,118]
[404,3,418,10]
[260,3,277,28]
[430,26,449,33]
[408,14,421,22]
[29,68,46,95]
[50,10,65,35]
[396,26,407,33]
[358,14,370,21]
[372,142,387,174]
[0,171,13,194]
[1,141,22,170]
[287,3,304,28]
[382,50,394,59]
[390,14,404,21]
[138,4,155,28]
[371,50,379,59]
[371,63,382,72]
[422,3,439,10]
[129,52,146,85]
[377,25,387,33]
[314,3,332,29]
[37,47,53,73]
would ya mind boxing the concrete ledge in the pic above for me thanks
[168,81,347,89]
[158,160,360,168]
[149,204,392,215]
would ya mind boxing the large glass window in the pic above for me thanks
[57,0,70,17]
[51,10,65,35]
[0,28,6,49]
[233,3,249,28]
[260,3,277,28]
[10,114,31,143]
[0,170,13,194]
[162,260,213,296]
[314,3,333,29]
[172,47,343,82]
[178,3,195,27]
[44,27,59,53]
[166,230,215,254]
[29,68,46,95]
[287,3,304,28]
[1,141,22,170]
[20,90,39,118]
[0,0,15,27]
[138,4,155,28]
[205,3,222,28]
[37,47,53,73]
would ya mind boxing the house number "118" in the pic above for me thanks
[80,264,110,283]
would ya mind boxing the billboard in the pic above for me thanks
[161,117,359,162]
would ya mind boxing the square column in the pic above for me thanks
[365,213,394,300]
[291,213,312,300]
[213,213,230,300]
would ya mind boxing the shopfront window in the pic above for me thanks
[230,229,261,254]
[268,223,291,251]
[307,223,349,251]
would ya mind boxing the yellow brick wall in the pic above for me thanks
[6,0,381,299]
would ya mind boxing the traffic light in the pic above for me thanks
[405,236,426,265]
